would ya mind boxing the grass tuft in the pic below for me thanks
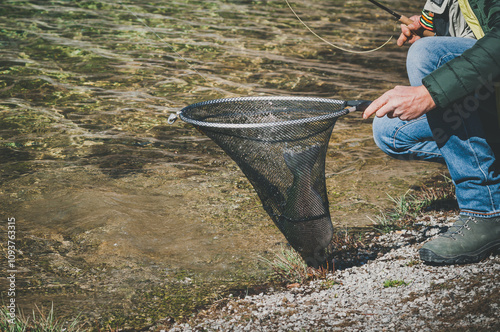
[0,303,82,332]
[383,279,410,288]
[259,245,334,285]
[259,244,309,284]
[370,175,457,233]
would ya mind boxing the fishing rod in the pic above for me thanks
[367,0,434,37]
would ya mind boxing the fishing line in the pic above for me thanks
[119,2,209,82]
[285,0,393,54]
[119,0,390,86]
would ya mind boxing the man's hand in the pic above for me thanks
[362,85,436,121]
[397,15,424,47]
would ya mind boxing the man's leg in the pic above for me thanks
[416,38,500,264]
[374,36,500,264]
[407,37,500,216]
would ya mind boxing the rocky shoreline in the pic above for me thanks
[167,214,500,331]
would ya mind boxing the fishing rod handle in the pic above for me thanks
[399,15,435,37]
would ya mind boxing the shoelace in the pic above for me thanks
[442,217,475,240]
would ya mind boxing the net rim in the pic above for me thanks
[178,96,348,129]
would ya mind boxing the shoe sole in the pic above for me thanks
[419,240,500,265]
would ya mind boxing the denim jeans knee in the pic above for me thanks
[372,115,444,163]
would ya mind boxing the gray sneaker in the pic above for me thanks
[419,215,500,265]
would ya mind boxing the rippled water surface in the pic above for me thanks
[0,0,446,329]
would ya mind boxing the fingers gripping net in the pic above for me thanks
[180,96,348,266]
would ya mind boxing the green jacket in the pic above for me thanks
[422,0,500,108]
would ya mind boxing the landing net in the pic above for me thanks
[179,96,352,266]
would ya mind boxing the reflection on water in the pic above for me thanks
[0,0,446,328]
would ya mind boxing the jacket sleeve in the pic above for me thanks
[422,0,500,109]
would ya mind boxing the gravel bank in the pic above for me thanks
[168,215,500,332]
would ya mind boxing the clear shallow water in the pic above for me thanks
[0,0,446,328]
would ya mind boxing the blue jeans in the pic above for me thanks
[373,37,500,218]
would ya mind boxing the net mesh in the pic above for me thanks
[180,96,349,266]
